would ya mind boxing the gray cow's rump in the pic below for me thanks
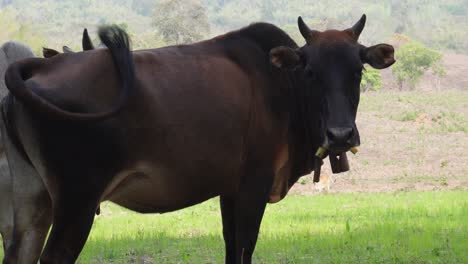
[0,42,34,98]
[0,41,35,254]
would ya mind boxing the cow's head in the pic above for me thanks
[270,15,394,170]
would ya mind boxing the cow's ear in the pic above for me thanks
[362,44,395,69]
[62,46,75,53]
[270,46,302,69]
[43,47,60,58]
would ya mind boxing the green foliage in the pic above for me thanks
[0,6,45,55]
[152,0,210,45]
[392,41,445,90]
[392,110,421,122]
[131,0,155,16]
[443,2,468,16]
[360,67,382,92]
[430,111,468,133]
[1,0,467,55]
[206,0,468,54]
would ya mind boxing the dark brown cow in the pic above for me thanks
[2,15,394,263]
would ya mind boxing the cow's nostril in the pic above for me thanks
[326,127,354,146]
[326,130,335,141]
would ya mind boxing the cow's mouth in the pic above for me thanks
[313,146,359,183]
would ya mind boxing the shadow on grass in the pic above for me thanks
[78,224,467,264]
[2,192,467,263]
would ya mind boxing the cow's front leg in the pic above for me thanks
[220,195,237,264]
[39,191,100,264]
[39,201,96,264]
[232,165,273,264]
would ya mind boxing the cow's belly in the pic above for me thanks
[103,161,236,213]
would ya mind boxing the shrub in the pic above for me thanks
[392,41,445,90]
[360,67,382,92]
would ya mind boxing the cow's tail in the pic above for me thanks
[4,25,135,122]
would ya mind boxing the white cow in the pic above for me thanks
[0,41,41,257]
[0,30,96,263]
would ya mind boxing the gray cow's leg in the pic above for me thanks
[1,113,52,264]
[0,152,13,255]
[0,41,36,259]
[0,48,14,252]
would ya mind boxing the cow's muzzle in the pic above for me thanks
[325,127,359,152]
[313,127,360,183]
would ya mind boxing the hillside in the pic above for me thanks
[292,90,468,195]
[1,0,467,54]
[380,53,468,91]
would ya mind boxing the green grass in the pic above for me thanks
[2,191,467,263]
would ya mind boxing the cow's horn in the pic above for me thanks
[347,14,366,40]
[297,16,319,43]
[82,28,95,51]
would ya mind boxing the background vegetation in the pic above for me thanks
[392,41,445,90]
[2,0,463,91]
[1,0,467,52]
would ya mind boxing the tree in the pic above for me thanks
[132,0,155,16]
[152,0,210,45]
[0,6,45,55]
[392,41,445,90]
[360,67,382,92]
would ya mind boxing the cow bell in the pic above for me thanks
[329,152,350,174]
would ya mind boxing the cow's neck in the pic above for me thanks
[239,23,299,52]
[284,71,321,185]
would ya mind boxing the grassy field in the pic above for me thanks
[2,191,466,263]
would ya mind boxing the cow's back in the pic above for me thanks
[0,42,34,179]
[0,42,35,98]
